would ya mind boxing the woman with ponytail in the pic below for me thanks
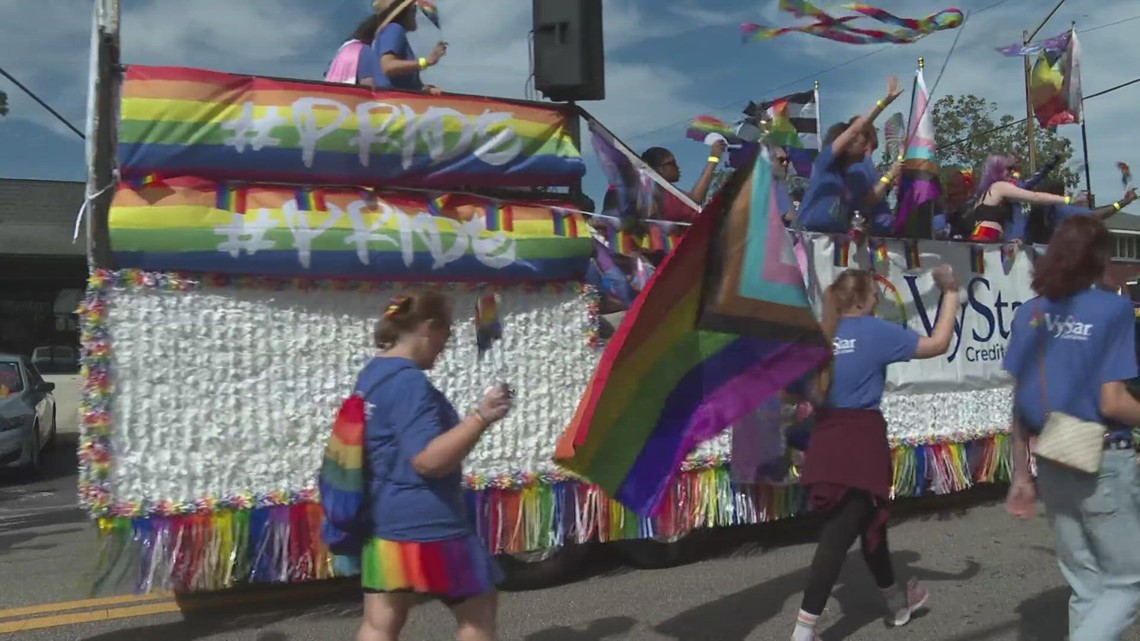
[356,292,511,641]
[790,266,960,641]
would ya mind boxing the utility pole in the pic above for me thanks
[84,0,120,270]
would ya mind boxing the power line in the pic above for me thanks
[623,2,1138,145]
[0,66,85,140]
[936,75,1140,151]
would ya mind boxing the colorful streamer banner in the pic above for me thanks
[118,65,586,189]
[109,177,592,282]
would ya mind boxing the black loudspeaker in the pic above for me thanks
[532,0,605,102]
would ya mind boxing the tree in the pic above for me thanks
[0,91,7,117]
[879,94,1080,190]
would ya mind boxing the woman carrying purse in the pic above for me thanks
[1002,215,1140,641]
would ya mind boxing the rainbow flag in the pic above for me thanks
[117,65,584,189]
[1029,28,1082,128]
[903,240,921,270]
[553,148,830,516]
[417,0,441,29]
[551,208,579,238]
[428,193,451,216]
[109,177,590,282]
[685,115,736,142]
[643,224,676,253]
[833,238,850,267]
[294,188,326,212]
[484,202,514,232]
[474,293,502,357]
[127,172,164,190]
[970,245,986,274]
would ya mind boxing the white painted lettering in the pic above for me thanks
[292,98,352,168]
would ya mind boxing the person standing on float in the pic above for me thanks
[369,0,447,95]
[790,265,960,641]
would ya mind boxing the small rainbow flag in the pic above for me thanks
[970,246,986,274]
[417,0,441,30]
[127,173,164,190]
[551,208,579,238]
[686,115,736,142]
[643,224,676,253]
[294,188,326,212]
[903,240,921,270]
[608,226,640,256]
[833,237,850,267]
[428,193,451,216]
[1000,244,1017,275]
[870,239,889,266]
[484,202,514,232]
[474,293,502,358]
[214,182,247,214]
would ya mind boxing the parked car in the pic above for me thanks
[0,354,57,475]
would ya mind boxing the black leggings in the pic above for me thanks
[801,490,895,615]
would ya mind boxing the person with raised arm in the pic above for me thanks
[1002,215,1140,641]
[796,76,905,234]
[790,265,960,641]
[355,292,512,641]
[369,0,447,96]
[967,153,1070,242]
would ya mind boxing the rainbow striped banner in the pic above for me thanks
[118,66,586,189]
[109,178,592,282]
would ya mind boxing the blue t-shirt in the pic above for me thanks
[1003,290,1138,437]
[370,24,424,91]
[846,158,894,235]
[358,356,469,541]
[797,145,852,233]
[827,316,921,409]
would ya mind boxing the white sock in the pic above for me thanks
[792,609,820,641]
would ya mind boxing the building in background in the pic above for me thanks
[0,179,86,372]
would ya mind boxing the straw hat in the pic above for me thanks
[373,0,416,28]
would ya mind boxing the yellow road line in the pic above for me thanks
[0,602,182,635]
[0,593,171,621]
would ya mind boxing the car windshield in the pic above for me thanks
[0,362,23,395]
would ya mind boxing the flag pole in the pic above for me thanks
[814,80,821,139]
[1073,21,1094,206]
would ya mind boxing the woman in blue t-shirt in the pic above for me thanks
[790,265,960,641]
[369,0,447,95]
[796,76,905,234]
[355,292,512,641]
[1002,215,1140,641]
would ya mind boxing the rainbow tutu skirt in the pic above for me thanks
[361,535,503,600]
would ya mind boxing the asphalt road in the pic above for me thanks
[1,436,1137,641]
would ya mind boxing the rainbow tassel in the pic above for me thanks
[904,240,921,270]
[833,237,850,267]
[484,203,514,232]
[417,0,441,30]
[970,245,986,274]
[551,208,579,238]
[214,183,248,214]
[294,188,326,212]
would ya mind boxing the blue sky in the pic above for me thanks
[1,0,1138,211]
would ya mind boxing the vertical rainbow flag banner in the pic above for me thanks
[894,65,940,238]
[474,293,503,361]
[970,245,986,274]
[833,237,850,267]
[550,207,579,238]
[903,240,921,270]
[294,187,326,212]
[215,182,248,214]
[553,147,830,516]
[484,202,514,232]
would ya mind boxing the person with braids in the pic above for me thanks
[355,292,512,641]
[796,76,905,234]
[1002,216,1140,641]
[790,265,960,641]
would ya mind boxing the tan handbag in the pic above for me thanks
[1031,301,1106,474]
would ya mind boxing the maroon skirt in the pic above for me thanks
[799,407,892,550]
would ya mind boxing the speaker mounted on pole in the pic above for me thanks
[531,0,605,102]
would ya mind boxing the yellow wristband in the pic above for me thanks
[876,99,887,109]
[708,156,720,164]
[879,175,892,185]
[1114,201,1122,211]
[1064,195,1072,205]
[418,57,430,70]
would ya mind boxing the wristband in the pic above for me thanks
[708,156,720,164]
[879,175,893,185]
[418,57,431,70]
[1063,195,1072,205]
[471,407,488,427]
[1114,201,1122,211]
[876,99,887,109]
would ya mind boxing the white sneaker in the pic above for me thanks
[890,579,929,627]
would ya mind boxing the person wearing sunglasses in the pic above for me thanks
[639,143,726,221]
[764,140,796,225]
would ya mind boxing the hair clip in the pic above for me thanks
[384,295,410,319]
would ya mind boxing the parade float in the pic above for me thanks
[79,63,1029,595]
